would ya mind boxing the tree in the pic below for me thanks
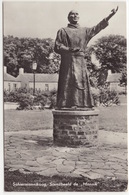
[88,35,127,86]
[3,36,60,76]
[119,67,127,95]
[4,36,19,76]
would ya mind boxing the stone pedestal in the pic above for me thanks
[53,109,99,147]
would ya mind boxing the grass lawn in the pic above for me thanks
[4,105,127,133]
[4,109,53,132]
[99,105,127,133]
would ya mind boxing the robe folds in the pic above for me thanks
[54,18,108,108]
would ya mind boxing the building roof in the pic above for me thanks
[106,73,121,83]
[4,73,16,81]
[16,73,59,82]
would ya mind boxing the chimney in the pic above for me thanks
[108,70,112,76]
[19,68,24,75]
[4,66,7,73]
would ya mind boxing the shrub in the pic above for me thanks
[4,90,10,102]
[4,88,30,102]
[33,94,47,109]
[17,93,34,110]
[119,91,126,95]
[99,87,120,106]
[49,94,57,109]
[4,90,19,102]
[91,87,100,107]
[4,88,56,110]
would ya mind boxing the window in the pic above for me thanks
[45,84,49,91]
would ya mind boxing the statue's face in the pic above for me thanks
[68,10,79,24]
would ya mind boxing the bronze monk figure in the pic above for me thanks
[54,7,118,109]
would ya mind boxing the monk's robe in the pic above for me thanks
[54,19,108,108]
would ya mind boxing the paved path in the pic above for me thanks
[5,129,127,180]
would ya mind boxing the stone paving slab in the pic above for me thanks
[4,129,128,181]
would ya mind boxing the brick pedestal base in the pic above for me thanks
[52,109,99,147]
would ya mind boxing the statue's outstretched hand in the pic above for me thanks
[106,6,118,21]
[111,6,118,15]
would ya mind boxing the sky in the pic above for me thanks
[3,0,127,45]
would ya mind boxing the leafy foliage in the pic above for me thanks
[4,36,60,76]
[4,86,121,108]
[87,35,127,86]
[119,67,127,95]
[17,94,34,110]
[99,88,120,106]
[49,90,57,109]
[119,67,127,86]
[91,87,100,106]
[4,88,57,110]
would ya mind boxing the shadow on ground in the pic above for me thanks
[34,137,53,147]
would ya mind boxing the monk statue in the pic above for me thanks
[54,7,118,109]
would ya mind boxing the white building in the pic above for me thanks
[4,66,20,91]
[4,66,58,92]
[16,68,58,91]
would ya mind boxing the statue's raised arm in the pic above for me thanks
[105,6,119,21]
